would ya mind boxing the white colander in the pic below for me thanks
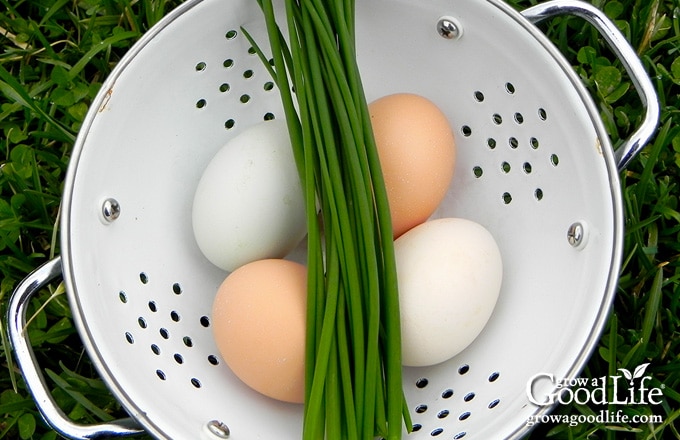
[8,0,659,439]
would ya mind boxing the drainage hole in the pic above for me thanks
[415,404,428,414]
[461,125,472,137]
[488,372,500,382]
[170,311,181,322]
[183,336,194,347]
[430,427,444,436]
[139,272,149,284]
[174,353,184,364]
[535,188,544,201]
[137,317,147,329]
[488,399,501,409]
[200,316,211,327]
[195,61,206,71]
[492,113,503,125]
[473,166,483,178]
[160,328,170,339]
[464,392,476,402]
[191,378,202,388]
[412,424,422,432]
[125,332,134,344]
[441,389,454,399]
[225,29,237,39]
[172,283,182,295]
[502,192,512,204]
[458,364,470,375]
[119,291,128,303]
[505,82,515,94]
[148,301,157,312]
[454,432,467,439]
[223,59,234,68]
[219,83,230,93]
[437,410,450,419]
[416,378,429,388]
[208,355,219,365]
[473,90,484,102]
[264,112,275,121]
[487,138,497,149]
[225,119,235,130]
[151,344,161,355]
[538,107,548,120]
[243,69,254,79]
[156,370,166,380]
[459,411,471,421]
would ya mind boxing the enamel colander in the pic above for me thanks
[8,0,659,438]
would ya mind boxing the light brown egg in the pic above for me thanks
[212,259,307,404]
[369,93,456,238]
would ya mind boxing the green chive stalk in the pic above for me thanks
[244,0,412,438]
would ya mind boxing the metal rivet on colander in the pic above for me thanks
[437,16,463,40]
[567,221,588,249]
[101,198,121,222]
[205,420,230,438]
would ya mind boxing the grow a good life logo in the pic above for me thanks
[525,363,665,427]
[527,363,663,406]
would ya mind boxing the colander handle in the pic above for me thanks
[521,0,660,170]
[7,257,145,439]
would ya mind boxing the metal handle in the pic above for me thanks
[7,257,145,439]
[521,0,660,170]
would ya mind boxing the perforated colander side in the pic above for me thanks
[59,0,623,438]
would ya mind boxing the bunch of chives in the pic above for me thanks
[244,0,412,438]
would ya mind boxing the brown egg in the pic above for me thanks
[212,259,307,404]
[369,93,456,238]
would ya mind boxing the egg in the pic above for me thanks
[212,258,307,403]
[394,217,502,367]
[369,93,456,238]
[192,119,306,272]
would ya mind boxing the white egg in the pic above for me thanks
[394,217,503,367]
[192,119,306,272]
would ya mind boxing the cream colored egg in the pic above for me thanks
[192,119,306,272]
[394,218,502,367]
[369,93,456,238]
[212,259,307,403]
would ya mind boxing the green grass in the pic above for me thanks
[0,0,678,439]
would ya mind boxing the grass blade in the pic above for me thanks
[0,66,74,142]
